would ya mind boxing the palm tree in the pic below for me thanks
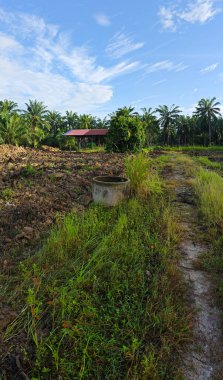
[23,100,48,147]
[194,97,221,145]
[64,111,78,131]
[113,106,138,118]
[0,99,19,116]
[78,114,94,129]
[155,105,182,145]
[141,107,159,146]
[46,111,63,137]
[0,114,27,146]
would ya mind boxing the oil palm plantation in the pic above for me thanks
[23,100,48,147]
[0,114,26,146]
[194,97,221,145]
[0,99,19,117]
[64,111,78,131]
[155,105,182,145]
[141,107,159,146]
[46,111,63,137]
[78,114,95,129]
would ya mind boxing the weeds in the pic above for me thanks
[0,187,14,200]
[193,168,223,226]
[6,172,188,379]
[21,163,43,177]
[163,145,223,152]
[195,156,221,169]
[125,153,162,197]
[191,166,223,314]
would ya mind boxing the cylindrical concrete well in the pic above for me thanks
[92,176,130,206]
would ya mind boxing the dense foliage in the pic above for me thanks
[106,107,145,152]
[0,97,223,150]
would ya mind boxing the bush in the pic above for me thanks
[58,135,78,151]
[106,107,145,152]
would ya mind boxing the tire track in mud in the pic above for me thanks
[164,160,223,380]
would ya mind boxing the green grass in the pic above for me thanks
[80,146,105,153]
[125,153,162,197]
[191,166,223,313]
[193,168,223,226]
[195,156,222,169]
[6,175,188,379]
[163,145,223,152]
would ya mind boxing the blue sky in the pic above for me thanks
[0,0,222,116]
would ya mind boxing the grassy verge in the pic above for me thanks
[192,168,223,309]
[194,156,222,170]
[5,158,189,379]
[162,146,223,152]
[194,168,223,226]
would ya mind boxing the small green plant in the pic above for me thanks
[21,163,37,177]
[1,187,14,200]
[49,173,57,183]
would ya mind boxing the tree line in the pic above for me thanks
[0,97,222,151]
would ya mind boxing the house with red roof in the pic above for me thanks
[63,129,108,148]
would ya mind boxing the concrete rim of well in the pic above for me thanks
[93,176,130,186]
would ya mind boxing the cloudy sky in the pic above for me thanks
[0,0,222,115]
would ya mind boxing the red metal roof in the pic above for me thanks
[64,129,108,136]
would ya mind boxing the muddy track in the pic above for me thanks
[164,160,223,379]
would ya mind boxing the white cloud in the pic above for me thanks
[179,0,220,24]
[0,7,141,113]
[159,7,176,31]
[0,8,58,40]
[94,13,111,27]
[106,31,144,58]
[0,55,113,113]
[0,32,23,52]
[159,0,221,31]
[200,62,219,73]
[152,79,167,86]
[181,103,197,115]
[146,60,188,73]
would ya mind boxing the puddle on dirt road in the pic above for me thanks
[164,165,223,380]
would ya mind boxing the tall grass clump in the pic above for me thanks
[125,153,162,197]
[193,168,223,313]
[194,168,223,226]
[5,163,188,379]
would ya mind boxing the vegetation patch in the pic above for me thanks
[191,167,223,317]
[0,187,14,200]
[5,169,188,379]
[195,156,222,169]
[21,163,43,178]
[193,168,223,226]
[125,153,162,197]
